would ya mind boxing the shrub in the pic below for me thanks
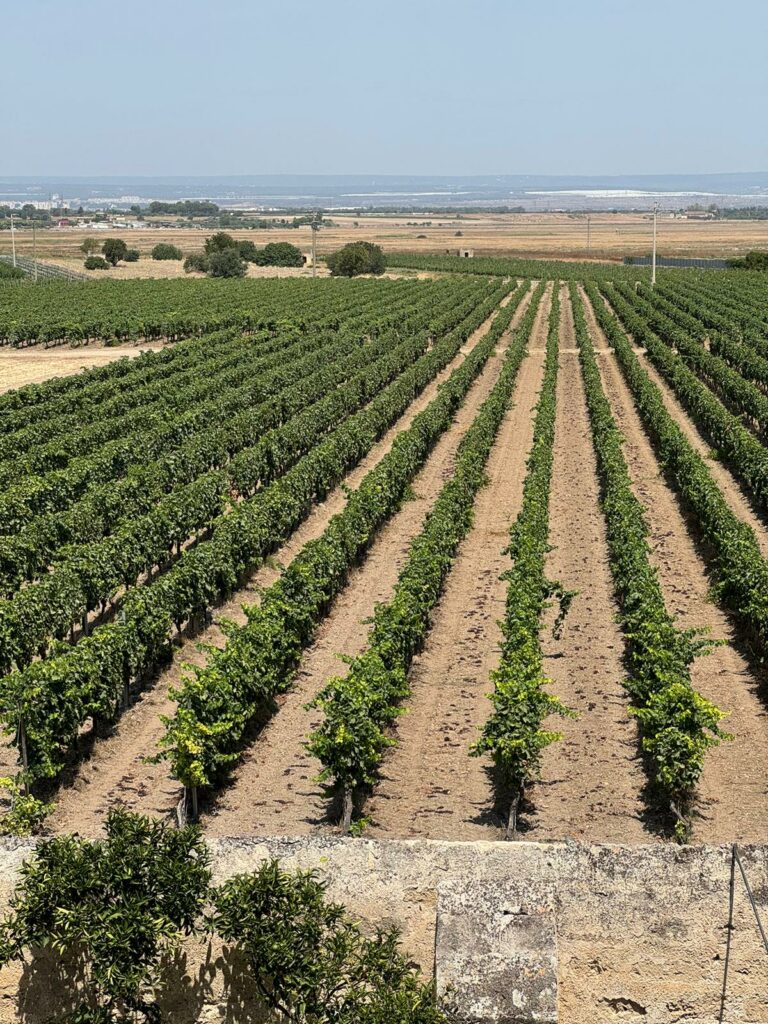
[84,255,110,270]
[0,809,211,1022]
[79,237,100,255]
[212,860,446,1023]
[124,248,140,262]
[184,252,210,273]
[208,248,246,278]
[237,239,260,262]
[327,241,385,277]
[204,231,237,255]
[151,243,183,261]
[101,238,128,266]
[261,241,303,267]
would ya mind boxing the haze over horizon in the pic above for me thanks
[2,0,765,178]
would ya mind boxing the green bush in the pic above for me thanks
[237,239,260,262]
[213,860,446,1023]
[124,248,140,263]
[204,231,237,255]
[183,252,210,273]
[260,241,304,267]
[101,238,128,266]
[84,255,110,270]
[151,243,183,261]
[208,248,246,278]
[0,809,211,1022]
[327,241,385,277]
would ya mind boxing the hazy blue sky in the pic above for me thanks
[2,0,765,176]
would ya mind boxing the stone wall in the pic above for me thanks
[2,836,767,1023]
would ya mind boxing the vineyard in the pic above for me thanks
[0,266,765,850]
[3,264,768,1018]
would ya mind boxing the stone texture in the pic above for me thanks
[0,836,766,1023]
[436,880,557,1022]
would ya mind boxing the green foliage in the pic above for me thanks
[151,243,182,261]
[307,282,537,826]
[101,239,128,266]
[728,250,768,270]
[259,242,304,267]
[123,248,140,263]
[183,252,209,273]
[472,284,575,827]
[573,283,729,821]
[0,777,53,835]
[207,248,246,278]
[327,242,385,277]
[203,231,237,255]
[84,256,110,270]
[237,239,259,262]
[156,281,512,795]
[80,237,100,255]
[0,808,211,1022]
[212,860,445,1023]
[0,279,501,782]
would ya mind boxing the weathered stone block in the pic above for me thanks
[436,880,557,1023]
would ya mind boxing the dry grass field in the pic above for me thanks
[3,211,768,279]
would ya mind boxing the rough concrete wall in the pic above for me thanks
[1,836,767,1023]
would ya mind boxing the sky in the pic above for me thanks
[1,0,766,177]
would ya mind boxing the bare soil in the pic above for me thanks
[46,292,527,837]
[0,345,161,393]
[363,286,552,840]
[531,287,650,843]
[584,292,768,843]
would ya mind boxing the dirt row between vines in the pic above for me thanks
[528,287,650,843]
[584,289,768,844]
[47,285,534,837]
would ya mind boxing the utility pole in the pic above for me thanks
[10,212,16,267]
[651,203,658,288]
[32,222,38,282]
[310,210,321,279]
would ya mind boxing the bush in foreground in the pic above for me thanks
[327,241,385,277]
[84,255,110,270]
[0,810,444,1023]
[124,248,140,262]
[151,243,183,261]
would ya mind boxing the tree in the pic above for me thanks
[80,237,100,255]
[151,243,183,261]
[0,809,211,1023]
[326,242,385,278]
[102,238,128,266]
[212,860,446,1024]
[261,242,303,267]
[204,231,237,255]
[208,247,247,277]
[84,256,110,270]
